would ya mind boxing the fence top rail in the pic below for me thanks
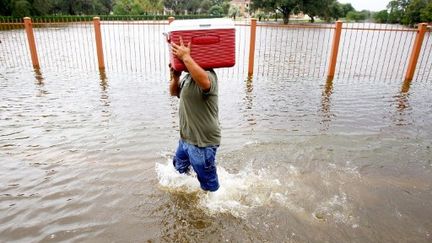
[234,23,251,27]
[28,21,199,26]
[24,21,163,26]
[343,27,417,32]
[0,15,222,22]
[101,21,168,26]
[0,23,24,26]
[31,22,93,26]
[250,23,419,32]
[256,23,334,30]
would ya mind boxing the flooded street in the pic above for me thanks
[1,22,432,242]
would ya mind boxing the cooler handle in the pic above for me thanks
[163,32,170,43]
[191,35,220,45]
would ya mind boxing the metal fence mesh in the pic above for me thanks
[0,17,431,83]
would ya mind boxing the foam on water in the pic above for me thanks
[155,149,361,223]
[313,192,359,228]
[155,159,290,218]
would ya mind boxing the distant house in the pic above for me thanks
[230,0,251,17]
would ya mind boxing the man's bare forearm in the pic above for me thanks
[183,56,210,92]
[170,75,180,97]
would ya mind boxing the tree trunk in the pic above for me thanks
[310,16,315,23]
[68,2,74,15]
[280,7,291,24]
[283,12,289,24]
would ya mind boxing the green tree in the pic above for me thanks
[199,0,212,13]
[277,0,300,24]
[113,0,161,15]
[402,0,427,26]
[164,0,187,14]
[253,10,266,21]
[47,0,88,15]
[228,4,239,19]
[73,0,94,15]
[89,0,113,14]
[340,3,355,17]
[250,0,272,14]
[0,0,11,15]
[361,10,372,19]
[210,0,224,5]
[221,1,230,14]
[185,0,200,14]
[420,1,432,22]
[208,5,223,15]
[328,1,343,20]
[387,0,410,23]
[302,0,332,23]
[49,0,66,15]
[1,0,115,16]
[346,11,356,21]
[32,0,52,15]
[113,0,131,14]
[99,0,114,14]
[346,10,369,22]
[252,0,301,24]
[374,9,389,23]
[145,0,164,12]
[11,0,32,17]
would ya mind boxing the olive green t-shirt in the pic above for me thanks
[179,70,220,147]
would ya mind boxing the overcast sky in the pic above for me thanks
[338,0,389,11]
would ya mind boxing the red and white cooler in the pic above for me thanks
[166,18,236,71]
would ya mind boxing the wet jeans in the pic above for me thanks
[173,139,220,192]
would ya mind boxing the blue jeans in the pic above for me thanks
[173,139,220,192]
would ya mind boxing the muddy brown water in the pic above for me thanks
[1,22,432,242]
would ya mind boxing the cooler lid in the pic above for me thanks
[168,18,235,32]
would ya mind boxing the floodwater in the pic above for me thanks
[1,22,432,242]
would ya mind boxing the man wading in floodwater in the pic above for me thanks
[169,37,220,192]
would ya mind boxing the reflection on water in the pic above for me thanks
[34,68,44,85]
[98,69,110,106]
[320,78,334,131]
[393,91,412,127]
[242,77,256,127]
[99,69,108,91]
[33,68,48,98]
[401,77,412,93]
[1,68,432,242]
[98,70,111,126]
[396,92,410,112]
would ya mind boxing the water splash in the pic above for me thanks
[155,159,289,218]
[313,192,360,228]
[155,150,361,225]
